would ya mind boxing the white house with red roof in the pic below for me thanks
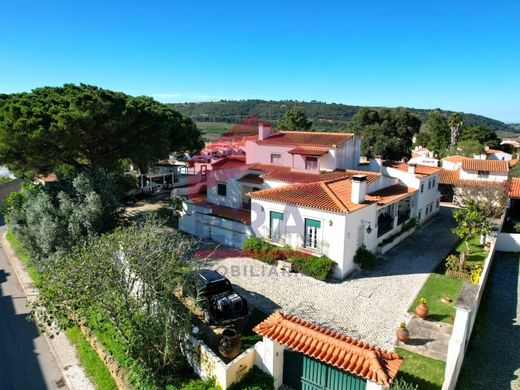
[179,123,442,278]
[484,146,512,161]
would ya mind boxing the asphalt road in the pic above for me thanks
[0,238,65,389]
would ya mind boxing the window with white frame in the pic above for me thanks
[304,218,321,249]
[269,211,284,241]
[217,183,227,196]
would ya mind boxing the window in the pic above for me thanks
[269,211,284,241]
[436,199,440,208]
[270,154,282,165]
[421,183,424,193]
[304,218,321,249]
[418,209,422,220]
[305,157,318,170]
[217,183,227,196]
[428,180,431,189]
[478,170,490,179]
[432,178,436,187]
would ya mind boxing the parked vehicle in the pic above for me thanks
[183,269,249,325]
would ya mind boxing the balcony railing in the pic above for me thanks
[261,227,329,255]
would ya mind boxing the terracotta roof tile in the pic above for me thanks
[253,311,403,386]
[439,169,460,185]
[210,155,246,170]
[509,159,519,167]
[384,162,441,177]
[441,155,469,163]
[485,148,506,154]
[248,164,381,185]
[257,131,353,147]
[287,146,330,156]
[461,159,509,173]
[249,175,413,213]
[237,173,264,185]
[366,185,417,205]
[509,178,520,199]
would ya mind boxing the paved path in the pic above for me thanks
[396,317,453,361]
[207,207,458,350]
[457,252,520,390]
[0,243,65,389]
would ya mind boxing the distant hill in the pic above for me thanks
[171,100,518,137]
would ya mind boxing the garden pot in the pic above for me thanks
[415,303,429,319]
[395,327,410,343]
[218,328,241,359]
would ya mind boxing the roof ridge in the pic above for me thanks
[319,181,350,212]
[279,130,354,135]
[254,311,397,386]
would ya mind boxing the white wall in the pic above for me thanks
[442,160,463,171]
[496,232,520,252]
[207,169,264,208]
[459,169,508,182]
[250,198,376,279]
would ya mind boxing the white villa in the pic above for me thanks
[179,123,441,279]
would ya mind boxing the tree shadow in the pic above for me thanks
[456,252,520,389]
[0,269,56,389]
[404,337,434,346]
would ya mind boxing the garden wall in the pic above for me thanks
[496,232,520,252]
[184,336,258,389]
[442,232,499,390]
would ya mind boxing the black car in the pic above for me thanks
[183,269,249,326]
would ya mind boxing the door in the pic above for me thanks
[270,211,284,242]
[283,350,366,390]
[304,219,321,250]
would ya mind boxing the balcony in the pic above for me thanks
[261,227,329,255]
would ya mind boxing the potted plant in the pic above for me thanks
[415,297,429,319]
[395,322,410,343]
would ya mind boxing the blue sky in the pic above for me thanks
[1,1,519,122]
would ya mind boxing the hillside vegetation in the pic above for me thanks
[172,100,517,136]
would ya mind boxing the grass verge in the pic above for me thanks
[409,273,465,324]
[66,326,118,390]
[6,229,41,285]
[395,348,446,390]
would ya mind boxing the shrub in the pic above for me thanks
[402,218,417,232]
[180,378,222,390]
[353,245,376,269]
[514,222,520,233]
[259,250,284,265]
[391,377,418,390]
[228,366,274,390]
[445,254,460,271]
[243,237,266,252]
[292,256,335,281]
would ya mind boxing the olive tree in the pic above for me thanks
[35,218,195,386]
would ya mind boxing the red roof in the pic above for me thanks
[384,162,441,177]
[249,175,413,213]
[257,131,353,147]
[439,169,460,185]
[461,159,509,173]
[288,146,330,156]
[509,178,520,199]
[210,155,246,170]
[254,311,403,386]
[248,164,381,185]
[442,155,469,164]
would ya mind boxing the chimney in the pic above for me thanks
[351,174,367,204]
[258,122,272,141]
[408,163,416,174]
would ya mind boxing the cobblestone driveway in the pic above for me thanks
[206,207,458,350]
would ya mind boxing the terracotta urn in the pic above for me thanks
[396,323,410,343]
[218,328,241,359]
[416,302,429,319]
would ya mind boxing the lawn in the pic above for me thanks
[452,235,487,269]
[66,326,117,390]
[409,273,465,324]
[395,348,446,390]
